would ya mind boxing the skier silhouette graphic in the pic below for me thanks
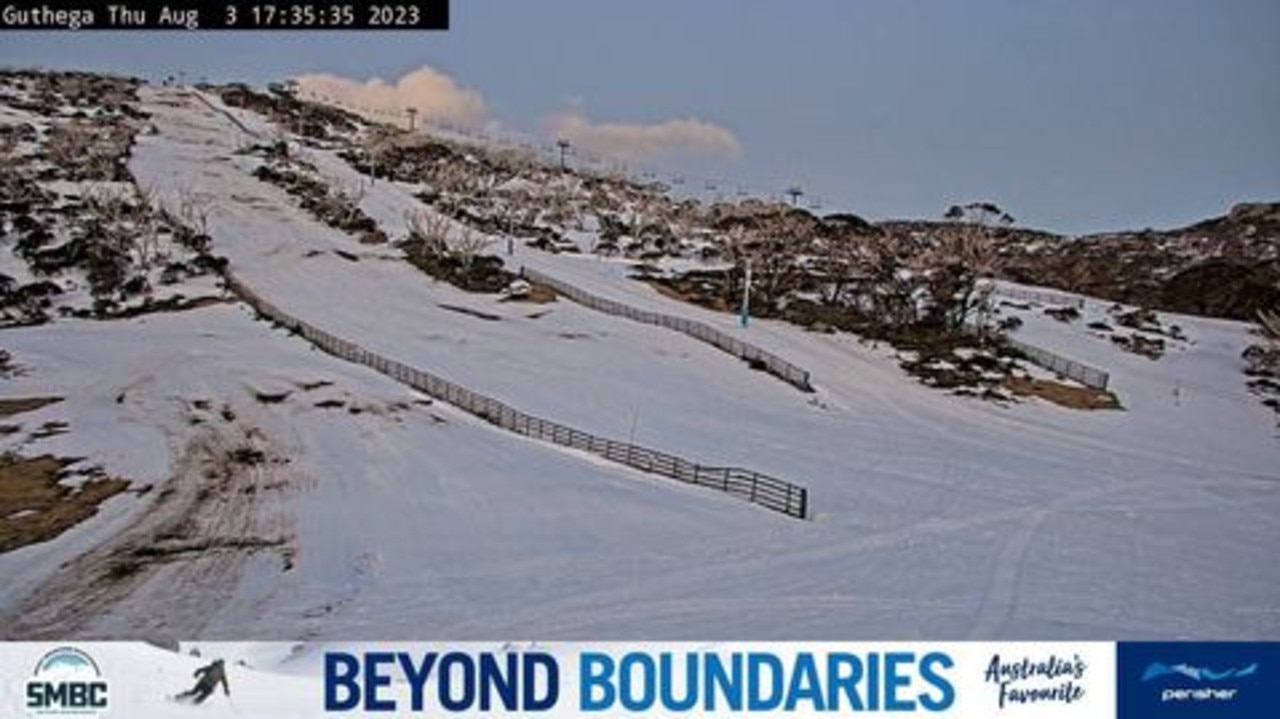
[175,658,229,705]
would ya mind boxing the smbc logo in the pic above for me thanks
[25,647,109,715]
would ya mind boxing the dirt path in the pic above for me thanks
[0,411,299,639]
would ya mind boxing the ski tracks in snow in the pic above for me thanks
[965,509,1049,638]
[1,404,299,639]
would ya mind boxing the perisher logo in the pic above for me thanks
[1141,660,1258,703]
[1118,642,1278,719]
[24,646,110,716]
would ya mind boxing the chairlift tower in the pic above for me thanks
[786,186,804,206]
[557,139,571,170]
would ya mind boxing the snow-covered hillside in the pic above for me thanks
[1,79,1277,640]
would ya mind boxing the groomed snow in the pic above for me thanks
[1,85,1276,640]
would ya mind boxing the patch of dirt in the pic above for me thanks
[30,421,69,439]
[894,332,1017,397]
[501,284,558,304]
[59,295,233,322]
[644,276,732,312]
[0,420,299,639]
[0,396,62,417]
[1044,306,1080,323]
[1110,332,1166,360]
[0,454,129,553]
[1005,376,1123,411]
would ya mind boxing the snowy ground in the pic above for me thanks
[1,84,1277,640]
[1,305,775,640]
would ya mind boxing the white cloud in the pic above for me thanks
[294,65,488,127]
[547,112,743,163]
[293,67,744,163]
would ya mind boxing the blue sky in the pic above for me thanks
[2,0,1277,234]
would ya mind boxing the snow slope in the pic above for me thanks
[2,84,1276,640]
[0,305,776,639]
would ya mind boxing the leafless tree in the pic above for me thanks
[431,162,475,197]
[175,185,214,237]
[812,232,863,306]
[403,209,451,259]
[914,202,1006,333]
[492,145,538,176]
[586,186,621,217]
[45,120,113,180]
[668,204,699,254]
[326,174,369,229]
[80,186,141,296]
[359,127,398,183]
[0,141,44,207]
[858,232,922,329]
[718,224,755,307]
[451,225,494,267]
[130,185,163,270]
[552,184,578,227]
[750,212,814,309]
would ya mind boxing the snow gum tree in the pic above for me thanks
[915,202,1008,334]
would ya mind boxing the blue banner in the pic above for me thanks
[1117,642,1278,719]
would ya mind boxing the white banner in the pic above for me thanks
[1,641,1115,718]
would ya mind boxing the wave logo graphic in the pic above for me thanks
[1139,659,1259,706]
[1141,662,1259,683]
[25,646,110,716]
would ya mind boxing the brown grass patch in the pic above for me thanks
[641,278,732,312]
[0,454,130,553]
[1005,376,1123,411]
[525,284,558,303]
[0,396,62,418]
[503,283,558,304]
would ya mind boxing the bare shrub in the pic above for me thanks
[44,120,126,181]
[913,203,1006,333]
[451,225,494,267]
[404,209,450,259]
[44,121,96,175]
[330,175,368,229]
[81,186,138,297]
[131,185,162,270]
[175,186,214,237]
